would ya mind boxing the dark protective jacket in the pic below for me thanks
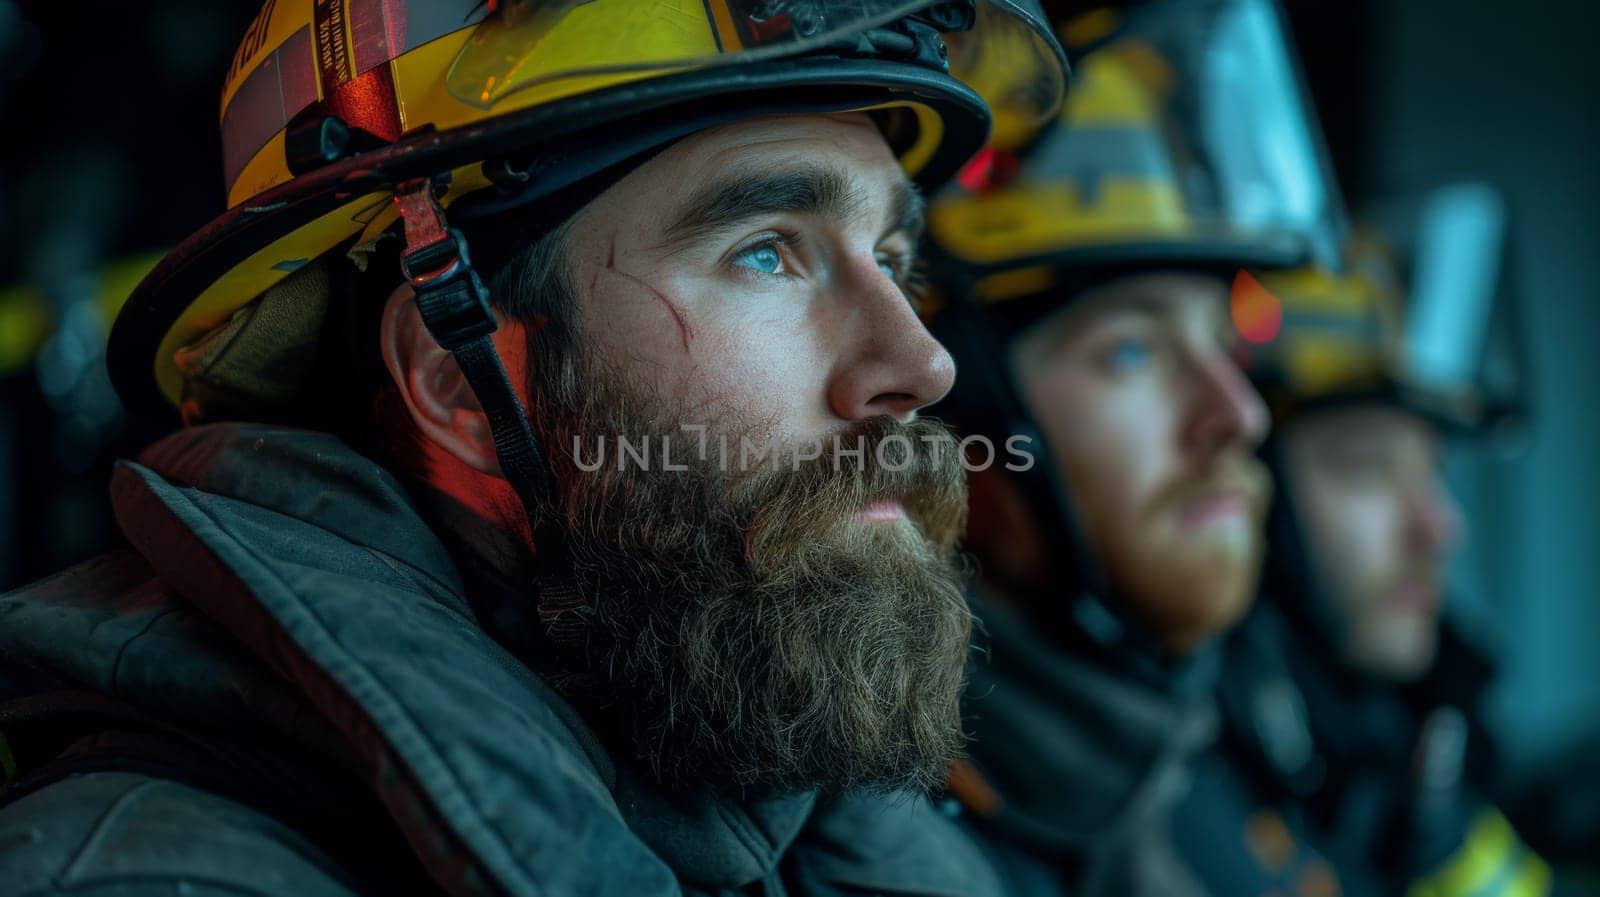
[0,423,1000,897]
[1171,601,1568,897]
[946,593,1218,897]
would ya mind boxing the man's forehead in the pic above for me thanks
[692,111,890,160]
[655,149,923,250]
[574,110,919,254]
[1027,271,1231,346]
[1298,405,1441,451]
[1078,272,1232,320]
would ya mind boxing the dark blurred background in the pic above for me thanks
[2,0,1597,782]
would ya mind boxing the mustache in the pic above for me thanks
[1149,452,1273,521]
[1381,568,1446,599]
[738,415,968,561]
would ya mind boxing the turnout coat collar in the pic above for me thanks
[0,423,995,896]
[954,591,1220,896]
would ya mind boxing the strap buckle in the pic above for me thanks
[394,177,497,351]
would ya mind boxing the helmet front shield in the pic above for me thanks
[931,0,1346,277]
[1250,184,1521,437]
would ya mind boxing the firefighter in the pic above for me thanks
[0,3,1069,895]
[922,0,1346,893]
[1173,187,1583,897]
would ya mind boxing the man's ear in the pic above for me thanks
[379,282,504,477]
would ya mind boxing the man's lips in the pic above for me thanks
[852,498,906,524]
[1160,459,1272,531]
[1177,490,1256,527]
[1386,580,1441,615]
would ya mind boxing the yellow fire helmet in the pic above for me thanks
[1243,249,1407,415]
[927,0,1346,311]
[1245,184,1520,434]
[107,0,1069,417]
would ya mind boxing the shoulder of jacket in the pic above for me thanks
[0,770,364,897]
[3,549,163,605]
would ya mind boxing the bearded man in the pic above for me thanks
[0,3,1068,895]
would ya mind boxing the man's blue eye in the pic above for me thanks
[1108,338,1151,369]
[733,243,783,274]
[878,259,900,281]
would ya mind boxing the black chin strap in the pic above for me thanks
[393,176,588,646]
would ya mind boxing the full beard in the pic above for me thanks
[527,360,973,796]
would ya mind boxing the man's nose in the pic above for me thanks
[1182,348,1270,455]
[826,260,956,422]
[1407,477,1466,556]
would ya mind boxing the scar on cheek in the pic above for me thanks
[597,237,696,352]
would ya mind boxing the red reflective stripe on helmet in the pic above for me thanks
[325,64,404,142]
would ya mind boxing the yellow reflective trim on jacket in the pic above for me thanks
[1506,854,1553,897]
[1404,809,1552,897]
[0,286,51,378]
[0,252,160,379]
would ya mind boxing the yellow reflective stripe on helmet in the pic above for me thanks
[1255,257,1408,399]
[930,179,1189,267]
[1066,46,1166,126]
[1281,338,1384,396]
[1404,809,1553,897]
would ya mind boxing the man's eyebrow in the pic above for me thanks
[1082,293,1173,322]
[883,174,926,243]
[658,165,864,251]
